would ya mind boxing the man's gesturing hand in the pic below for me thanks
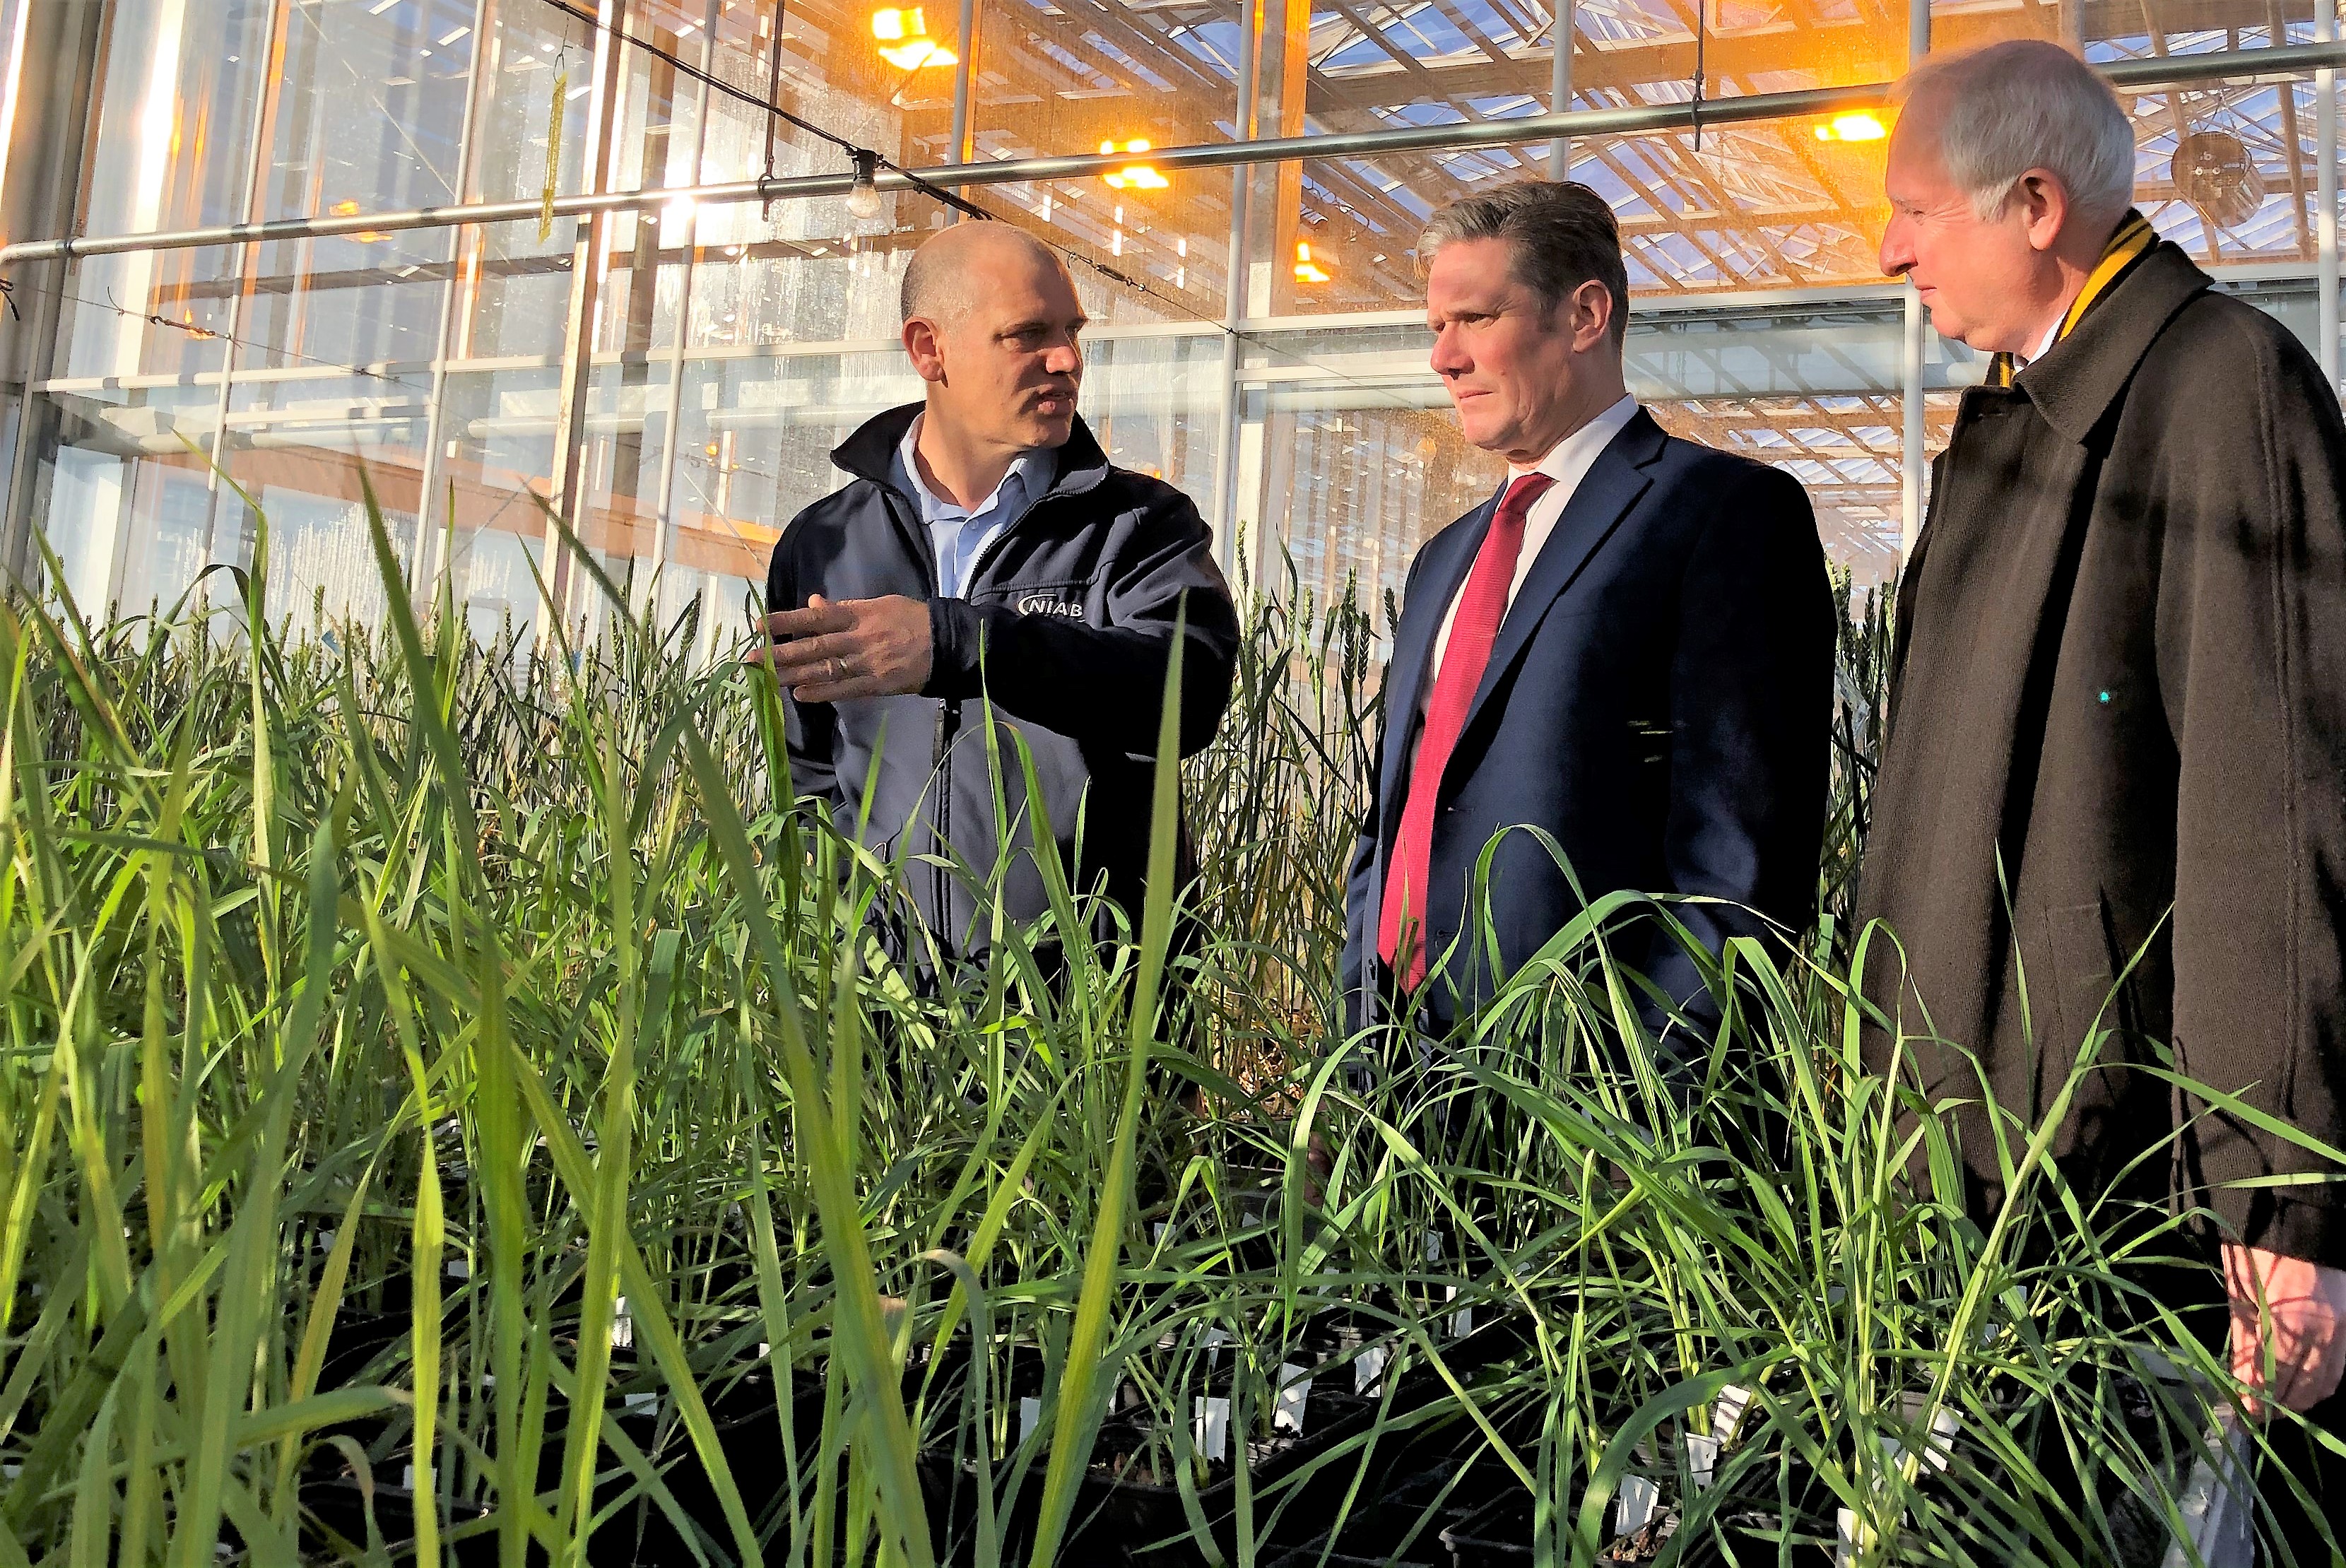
[749,594,933,702]
[2224,1240,2346,1416]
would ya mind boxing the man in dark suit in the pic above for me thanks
[1340,180,1834,1041]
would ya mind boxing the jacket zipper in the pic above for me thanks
[872,483,959,940]
[933,493,1059,950]
[882,473,1068,949]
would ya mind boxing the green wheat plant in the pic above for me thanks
[0,486,2332,1568]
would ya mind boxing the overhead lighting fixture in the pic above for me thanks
[437,25,469,45]
[1100,139,1166,190]
[329,198,384,242]
[846,148,883,220]
[1813,110,1887,143]
[871,7,954,69]
[1293,240,1331,284]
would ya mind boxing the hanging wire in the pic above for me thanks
[519,0,1438,418]
[1690,0,1709,155]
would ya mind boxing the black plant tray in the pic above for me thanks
[1438,1487,1840,1568]
[919,1314,1533,1566]
[297,1478,501,1567]
[1263,1451,1509,1568]
[296,1360,830,1567]
[919,1386,1385,1567]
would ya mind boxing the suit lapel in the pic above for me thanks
[1378,496,1497,842]
[1456,412,1665,743]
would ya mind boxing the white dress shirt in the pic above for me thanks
[2015,312,2063,372]
[891,411,1052,596]
[1427,393,1641,688]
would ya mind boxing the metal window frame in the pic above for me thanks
[0,17,2336,613]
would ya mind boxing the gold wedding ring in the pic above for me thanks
[832,656,849,683]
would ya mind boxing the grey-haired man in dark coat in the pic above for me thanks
[1856,38,2346,1509]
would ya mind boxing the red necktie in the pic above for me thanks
[1379,471,1556,987]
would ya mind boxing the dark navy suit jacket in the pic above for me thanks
[1339,407,1835,1032]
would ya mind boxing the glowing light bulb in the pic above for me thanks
[872,7,953,68]
[1293,240,1331,284]
[846,149,884,220]
[1100,139,1167,191]
[1813,110,1887,143]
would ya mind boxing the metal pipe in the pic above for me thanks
[649,0,721,618]
[200,0,290,575]
[1901,285,1925,558]
[1548,0,1572,179]
[1902,0,1928,560]
[12,42,2341,267]
[412,0,501,582]
[1213,0,1261,562]
[948,0,977,169]
[2321,0,2340,391]
[545,0,630,635]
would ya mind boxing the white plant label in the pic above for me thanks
[2162,1418,2256,1568]
[1355,1343,1388,1395]
[1274,1364,1310,1434]
[444,1257,470,1280]
[1194,1396,1230,1462]
[1019,1396,1041,1444]
[1712,1384,1752,1444]
[1836,1508,1860,1568]
[624,1391,654,1415]
[1615,1475,1658,1536]
[1444,1284,1471,1339]
[1923,1407,1959,1473]
[611,1298,633,1350]
[1685,1432,1719,1491]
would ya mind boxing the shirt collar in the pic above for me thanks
[1507,393,1641,482]
[897,411,1049,519]
[2015,311,2063,372]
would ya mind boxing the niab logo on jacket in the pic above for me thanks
[1016,594,1085,620]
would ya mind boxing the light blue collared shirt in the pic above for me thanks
[892,412,1054,596]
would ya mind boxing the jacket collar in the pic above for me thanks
[832,401,1112,500]
[2013,240,2211,444]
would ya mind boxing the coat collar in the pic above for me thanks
[832,401,1112,500]
[2014,242,2212,445]
[1377,408,1668,835]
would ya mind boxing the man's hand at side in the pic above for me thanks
[749,594,933,702]
[2224,1240,2346,1415]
